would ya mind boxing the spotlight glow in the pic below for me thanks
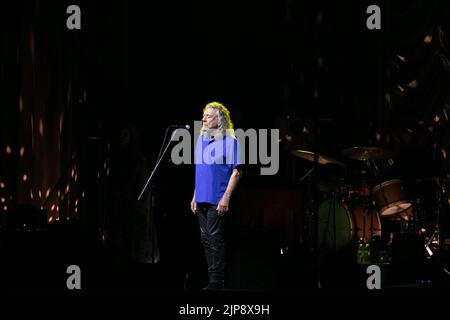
[39,118,44,136]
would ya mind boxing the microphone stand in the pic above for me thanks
[135,128,178,264]
[138,129,177,201]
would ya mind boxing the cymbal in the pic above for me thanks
[342,146,391,161]
[291,150,345,167]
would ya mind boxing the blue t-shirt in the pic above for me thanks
[194,134,240,205]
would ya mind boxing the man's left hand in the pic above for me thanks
[217,197,230,216]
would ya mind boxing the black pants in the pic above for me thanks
[196,203,226,285]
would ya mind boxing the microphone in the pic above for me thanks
[169,124,190,129]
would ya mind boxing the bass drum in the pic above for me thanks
[318,199,382,251]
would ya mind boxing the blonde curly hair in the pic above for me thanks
[201,101,234,135]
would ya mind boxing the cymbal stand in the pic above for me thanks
[425,178,443,257]
[299,167,315,183]
[360,160,371,243]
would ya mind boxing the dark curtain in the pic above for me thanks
[0,0,128,230]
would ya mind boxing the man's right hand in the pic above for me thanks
[190,200,197,214]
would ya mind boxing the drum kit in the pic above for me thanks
[291,146,449,262]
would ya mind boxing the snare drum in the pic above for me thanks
[371,179,412,217]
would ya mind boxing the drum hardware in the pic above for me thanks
[424,227,440,257]
[424,177,445,257]
[310,146,384,253]
[370,159,381,177]
[407,176,449,258]
[331,146,412,263]
[342,147,388,200]
[298,167,315,182]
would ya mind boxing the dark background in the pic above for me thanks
[2,0,450,301]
